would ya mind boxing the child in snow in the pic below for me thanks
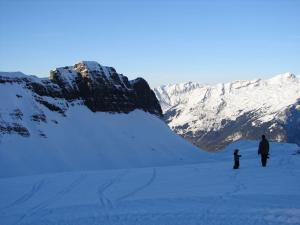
[233,149,241,169]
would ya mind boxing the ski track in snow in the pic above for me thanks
[96,168,157,225]
[0,179,47,211]
[97,170,130,225]
[13,173,87,225]
[197,171,247,223]
[116,168,156,203]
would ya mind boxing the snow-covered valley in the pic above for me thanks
[1,141,299,225]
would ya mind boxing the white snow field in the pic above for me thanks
[0,141,299,225]
[0,107,205,178]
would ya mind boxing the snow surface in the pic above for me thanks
[0,141,299,225]
[154,73,300,133]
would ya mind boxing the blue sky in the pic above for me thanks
[0,0,299,87]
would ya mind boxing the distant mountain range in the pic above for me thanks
[154,73,300,150]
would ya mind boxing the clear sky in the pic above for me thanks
[0,0,299,87]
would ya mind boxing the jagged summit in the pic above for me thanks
[75,61,103,72]
[54,61,118,82]
[50,61,130,91]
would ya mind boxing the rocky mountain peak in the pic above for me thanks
[73,61,116,80]
[74,61,102,73]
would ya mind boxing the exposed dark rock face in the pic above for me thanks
[10,109,23,120]
[48,61,162,115]
[284,100,300,145]
[34,97,66,115]
[131,78,163,115]
[31,114,47,123]
[0,122,30,137]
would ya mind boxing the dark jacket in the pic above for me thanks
[258,139,269,155]
[234,152,241,161]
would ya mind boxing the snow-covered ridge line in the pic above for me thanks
[154,72,300,150]
[156,73,299,107]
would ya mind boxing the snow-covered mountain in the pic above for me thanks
[0,61,204,177]
[154,73,300,150]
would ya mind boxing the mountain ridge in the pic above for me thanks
[154,73,300,150]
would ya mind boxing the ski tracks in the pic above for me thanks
[199,170,247,222]
[97,168,157,224]
[7,168,157,225]
[13,173,87,225]
[229,171,247,197]
[116,168,156,203]
[97,170,129,225]
[1,179,47,211]
[30,173,87,212]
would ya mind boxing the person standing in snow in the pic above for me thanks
[233,149,241,169]
[258,135,269,167]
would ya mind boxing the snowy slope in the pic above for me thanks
[0,141,299,225]
[154,73,300,150]
[0,107,204,177]
[0,63,203,178]
[0,101,203,178]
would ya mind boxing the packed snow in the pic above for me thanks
[0,141,299,225]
